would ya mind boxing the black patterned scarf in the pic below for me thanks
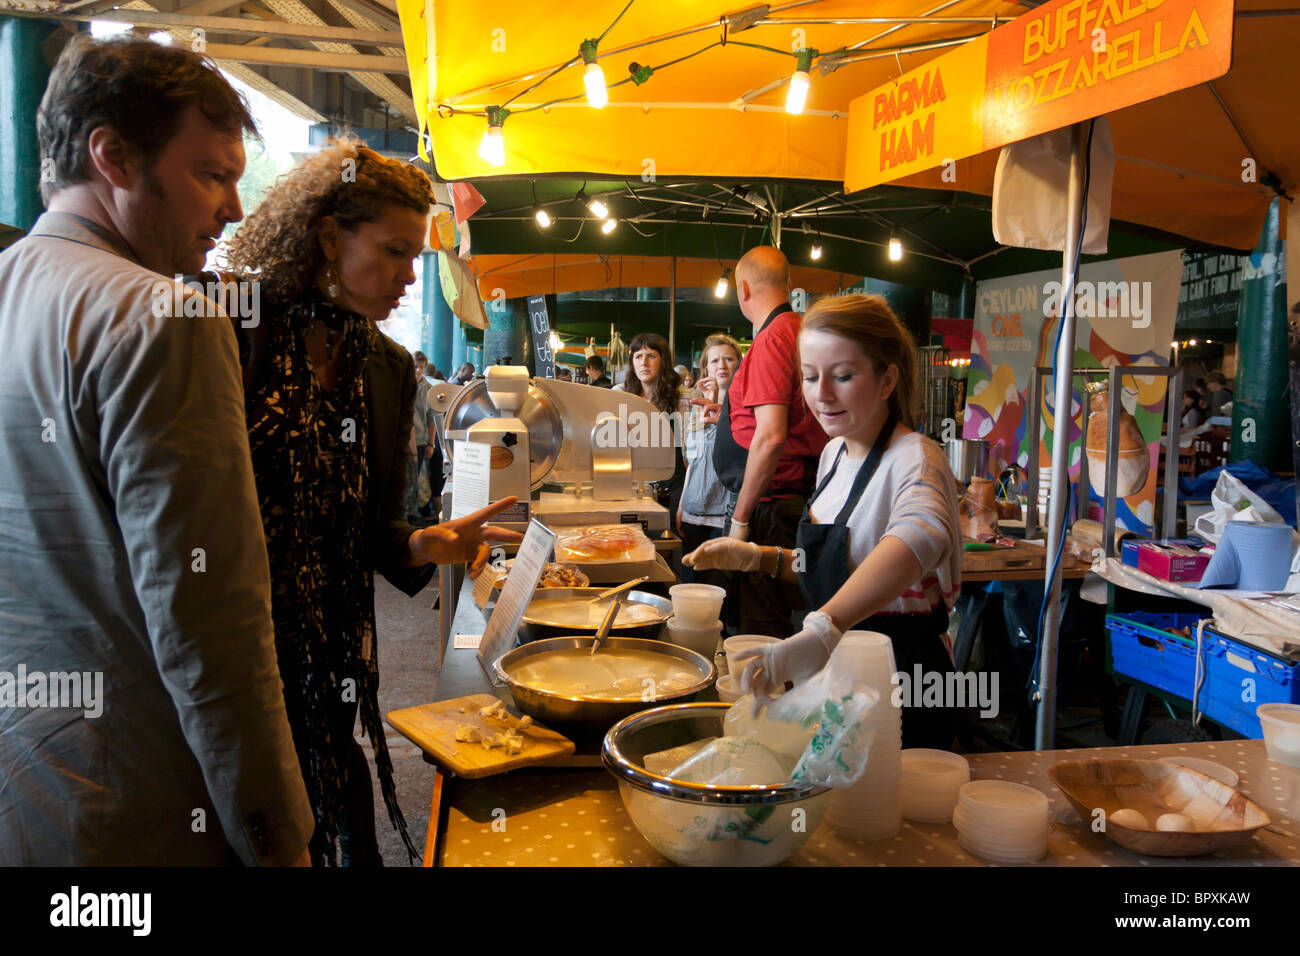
[245,293,417,866]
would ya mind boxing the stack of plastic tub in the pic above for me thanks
[952,781,1049,863]
[900,749,970,823]
[822,631,903,841]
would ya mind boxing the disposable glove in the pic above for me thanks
[727,519,750,542]
[734,611,843,712]
[682,536,762,572]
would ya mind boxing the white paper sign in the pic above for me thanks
[476,519,556,684]
[453,633,482,649]
[451,440,490,520]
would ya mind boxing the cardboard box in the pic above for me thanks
[1136,539,1211,582]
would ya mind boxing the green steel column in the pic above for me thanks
[1231,198,1289,470]
[424,252,454,377]
[0,16,54,232]
[867,277,934,346]
[482,297,526,369]
[959,276,977,320]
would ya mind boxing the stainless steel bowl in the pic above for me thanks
[494,637,715,733]
[602,703,831,866]
[519,587,672,642]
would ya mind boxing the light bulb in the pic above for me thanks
[810,243,822,260]
[584,62,608,109]
[587,198,608,219]
[714,273,729,298]
[786,70,810,115]
[549,331,561,352]
[1189,338,1198,346]
[601,218,617,234]
[535,208,552,228]
[888,237,903,261]
[478,126,504,167]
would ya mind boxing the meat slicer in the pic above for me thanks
[427,366,677,530]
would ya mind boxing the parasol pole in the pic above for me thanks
[1035,121,1090,751]
[669,256,677,361]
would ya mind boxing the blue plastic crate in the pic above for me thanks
[1106,612,1202,699]
[1107,611,1300,738]
[1198,635,1300,738]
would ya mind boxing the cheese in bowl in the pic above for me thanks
[508,647,701,700]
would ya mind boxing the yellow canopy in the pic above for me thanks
[467,253,861,299]
[398,0,1298,252]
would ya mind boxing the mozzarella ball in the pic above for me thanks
[1109,808,1149,829]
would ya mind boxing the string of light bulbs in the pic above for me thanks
[461,3,830,172]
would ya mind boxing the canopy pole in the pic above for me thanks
[1035,121,1089,751]
[669,256,677,361]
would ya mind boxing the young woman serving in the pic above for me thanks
[684,294,962,748]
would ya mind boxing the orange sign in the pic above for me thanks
[845,36,988,191]
[845,0,1234,192]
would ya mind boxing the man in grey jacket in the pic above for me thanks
[0,35,313,864]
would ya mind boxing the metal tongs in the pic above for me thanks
[589,576,650,655]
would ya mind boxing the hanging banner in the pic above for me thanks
[963,250,1182,534]
[845,0,1235,192]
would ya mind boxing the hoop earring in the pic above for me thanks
[325,264,340,300]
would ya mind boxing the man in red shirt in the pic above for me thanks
[711,246,827,636]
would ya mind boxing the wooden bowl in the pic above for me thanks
[1048,759,1270,857]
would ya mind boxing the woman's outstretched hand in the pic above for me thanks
[409,497,524,576]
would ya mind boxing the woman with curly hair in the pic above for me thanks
[212,139,521,866]
[617,332,685,512]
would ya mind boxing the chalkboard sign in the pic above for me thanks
[1177,251,1242,333]
[526,294,554,379]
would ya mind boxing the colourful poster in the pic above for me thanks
[964,251,1182,533]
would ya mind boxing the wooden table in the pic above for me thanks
[410,580,1298,867]
[427,738,1300,867]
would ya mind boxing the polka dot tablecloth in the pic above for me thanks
[435,739,1300,867]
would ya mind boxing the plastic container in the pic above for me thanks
[723,634,780,676]
[953,781,1049,863]
[1257,703,1300,768]
[669,584,726,628]
[665,616,723,658]
[823,632,902,841]
[900,749,971,823]
[715,674,743,703]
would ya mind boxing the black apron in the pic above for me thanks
[713,304,790,494]
[795,418,957,750]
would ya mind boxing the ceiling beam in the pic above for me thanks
[202,42,409,73]
[173,0,246,15]
[31,8,401,45]
[324,0,399,33]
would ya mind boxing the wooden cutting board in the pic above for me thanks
[387,694,576,779]
[961,540,1079,573]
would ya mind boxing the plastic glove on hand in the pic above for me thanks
[682,537,762,572]
[735,612,843,713]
